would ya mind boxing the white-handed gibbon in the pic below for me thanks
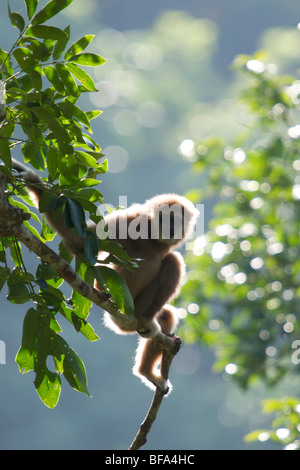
[11,159,199,394]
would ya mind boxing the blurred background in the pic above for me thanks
[0,0,300,450]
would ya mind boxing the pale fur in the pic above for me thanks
[11,159,199,394]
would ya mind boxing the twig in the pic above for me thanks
[129,335,181,450]
[129,388,165,451]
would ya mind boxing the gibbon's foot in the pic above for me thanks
[136,327,152,337]
[136,319,160,339]
[154,378,171,395]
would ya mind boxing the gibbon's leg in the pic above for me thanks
[133,251,185,337]
[133,305,179,393]
[101,251,184,336]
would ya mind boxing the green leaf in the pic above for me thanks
[8,4,25,32]
[36,262,60,283]
[98,239,135,265]
[77,178,100,187]
[81,133,101,152]
[22,141,44,169]
[40,217,57,243]
[0,138,12,168]
[13,47,38,73]
[0,118,15,139]
[6,266,33,304]
[59,302,99,341]
[72,106,91,130]
[16,346,34,374]
[71,289,92,320]
[0,267,10,293]
[0,48,13,75]
[25,25,69,40]
[9,200,40,224]
[37,190,52,213]
[75,187,103,203]
[16,307,41,373]
[64,35,95,60]
[39,285,65,309]
[22,141,36,161]
[53,25,70,60]
[31,0,74,25]
[66,63,97,92]
[75,150,100,168]
[18,75,34,93]
[46,147,59,180]
[31,106,72,155]
[18,37,45,61]
[55,63,78,98]
[65,198,86,236]
[51,334,89,395]
[59,169,78,188]
[96,159,108,174]
[24,220,44,241]
[34,369,61,409]
[7,284,31,304]
[84,230,98,264]
[30,69,43,91]
[33,320,62,408]
[24,0,39,19]
[43,65,65,93]
[93,265,134,315]
[85,110,102,121]
[68,52,106,67]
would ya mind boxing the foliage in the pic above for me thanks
[0,0,134,408]
[244,397,300,450]
[179,51,300,444]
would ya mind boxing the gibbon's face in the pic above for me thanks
[101,194,198,243]
[152,207,183,243]
[148,198,195,245]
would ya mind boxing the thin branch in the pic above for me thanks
[129,389,165,451]
[129,335,181,450]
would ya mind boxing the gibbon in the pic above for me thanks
[11,159,199,394]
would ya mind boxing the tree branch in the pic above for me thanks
[0,173,135,328]
[0,177,182,449]
[129,335,181,450]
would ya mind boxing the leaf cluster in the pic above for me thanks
[244,397,300,449]
[1,0,105,173]
[181,53,300,390]
[0,0,134,408]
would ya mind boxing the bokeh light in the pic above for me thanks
[104,145,129,173]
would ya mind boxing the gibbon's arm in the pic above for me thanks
[11,159,44,202]
[11,159,83,251]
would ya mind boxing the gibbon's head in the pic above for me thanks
[145,193,199,246]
